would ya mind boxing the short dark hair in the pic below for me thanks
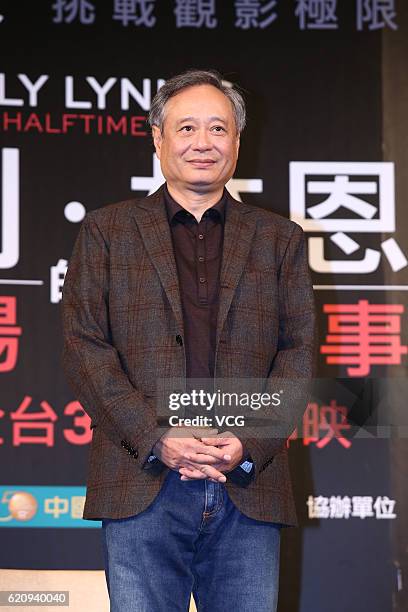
[148,69,246,135]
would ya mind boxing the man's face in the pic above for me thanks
[152,84,240,193]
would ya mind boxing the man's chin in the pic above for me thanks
[185,178,217,190]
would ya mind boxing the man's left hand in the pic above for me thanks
[178,431,243,481]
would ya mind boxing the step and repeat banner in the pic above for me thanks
[1,2,406,611]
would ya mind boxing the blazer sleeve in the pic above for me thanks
[238,222,317,478]
[60,211,164,468]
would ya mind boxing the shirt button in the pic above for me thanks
[198,256,204,262]
[199,277,206,283]
[198,234,204,239]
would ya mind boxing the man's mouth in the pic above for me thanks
[188,159,216,167]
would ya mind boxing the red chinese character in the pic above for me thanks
[287,400,351,449]
[63,401,92,445]
[0,296,23,372]
[316,400,351,449]
[321,300,407,376]
[10,396,57,446]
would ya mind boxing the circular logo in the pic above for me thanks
[8,492,38,521]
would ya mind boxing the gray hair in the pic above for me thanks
[148,69,246,135]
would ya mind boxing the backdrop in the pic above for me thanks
[1,1,407,611]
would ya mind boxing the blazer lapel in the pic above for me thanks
[216,190,256,347]
[131,184,257,350]
[131,185,184,334]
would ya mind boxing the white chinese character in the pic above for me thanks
[52,0,95,24]
[0,148,20,269]
[44,496,69,518]
[295,0,338,30]
[70,495,86,519]
[373,495,396,519]
[357,0,398,31]
[307,494,330,518]
[289,161,407,274]
[352,495,374,519]
[329,495,352,518]
[113,0,156,27]
[174,0,217,28]
[234,0,277,29]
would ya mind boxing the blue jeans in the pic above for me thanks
[101,468,281,611]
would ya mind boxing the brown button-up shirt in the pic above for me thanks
[163,182,226,386]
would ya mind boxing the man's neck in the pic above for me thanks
[166,183,224,222]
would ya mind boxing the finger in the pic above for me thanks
[195,464,226,483]
[179,471,219,482]
[185,451,231,464]
[191,427,218,437]
[180,474,219,483]
[179,466,222,483]
[182,426,218,437]
[180,459,226,473]
[192,444,232,460]
[169,427,218,440]
[179,464,225,482]
[200,436,233,444]
[179,466,207,480]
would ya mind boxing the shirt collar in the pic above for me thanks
[163,182,227,226]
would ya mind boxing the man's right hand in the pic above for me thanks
[152,427,230,483]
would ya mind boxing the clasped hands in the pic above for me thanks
[152,426,244,483]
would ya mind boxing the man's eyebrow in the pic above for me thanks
[176,116,196,125]
[176,116,228,125]
[208,116,227,124]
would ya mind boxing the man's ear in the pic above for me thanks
[152,125,162,159]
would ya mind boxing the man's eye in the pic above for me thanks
[212,126,225,132]
[180,126,193,132]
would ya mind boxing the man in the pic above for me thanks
[61,69,316,611]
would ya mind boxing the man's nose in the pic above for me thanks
[192,128,212,150]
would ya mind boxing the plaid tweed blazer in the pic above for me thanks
[61,183,316,527]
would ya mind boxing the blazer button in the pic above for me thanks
[261,458,273,471]
[175,334,183,346]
